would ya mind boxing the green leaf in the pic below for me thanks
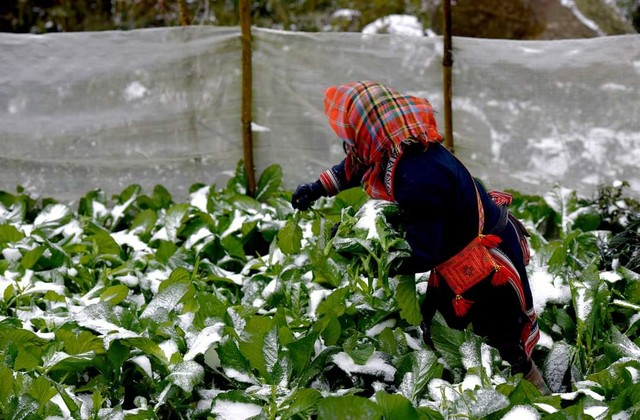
[397,350,442,403]
[152,184,174,209]
[0,224,24,245]
[167,361,205,393]
[503,376,543,405]
[99,284,130,306]
[221,235,246,259]
[0,365,15,406]
[572,212,601,232]
[286,332,318,376]
[155,239,177,263]
[28,376,57,407]
[21,245,45,269]
[44,353,94,376]
[281,388,322,419]
[609,382,640,415]
[55,329,104,355]
[298,346,341,387]
[375,391,420,420]
[343,334,375,365]
[0,328,48,370]
[321,317,342,346]
[278,216,302,255]
[263,327,280,382]
[159,266,191,293]
[238,315,274,379]
[140,282,190,321]
[130,209,157,237]
[218,335,252,375]
[317,395,382,420]
[120,337,168,366]
[226,160,249,195]
[332,188,369,211]
[606,328,640,361]
[316,287,349,319]
[255,164,283,202]
[90,228,122,256]
[396,275,422,326]
[588,358,640,400]
[3,283,15,302]
[164,203,190,242]
[430,314,465,371]
[377,328,398,356]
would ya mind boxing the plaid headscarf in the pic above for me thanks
[324,81,443,201]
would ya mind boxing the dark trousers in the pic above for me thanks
[421,219,534,374]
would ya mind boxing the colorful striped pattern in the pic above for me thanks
[319,169,341,196]
[490,247,540,359]
[323,81,442,201]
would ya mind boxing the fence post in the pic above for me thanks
[178,0,190,26]
[239,0,257,196]
[442,0,455,154]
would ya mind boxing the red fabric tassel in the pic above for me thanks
[453,295,474,317]
[429,270,440,287]
[491,266,511,286]
[479,234,502,248]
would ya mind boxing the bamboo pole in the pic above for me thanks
[442,0,455,153]
[239,0,257,196]
[178,0,190,26]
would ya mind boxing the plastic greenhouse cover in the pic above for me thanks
[0,26,638,202]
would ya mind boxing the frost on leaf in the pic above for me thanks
[167,361,205,393]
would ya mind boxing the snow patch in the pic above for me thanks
[211,400,263,420]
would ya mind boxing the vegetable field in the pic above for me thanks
[1,162,639,419]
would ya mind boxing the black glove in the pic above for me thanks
[292,181,325,210]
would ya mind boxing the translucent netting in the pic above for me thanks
[1,27,639,202]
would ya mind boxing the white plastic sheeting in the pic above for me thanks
[1,26,639,202]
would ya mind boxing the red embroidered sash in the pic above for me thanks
[429,172,509,316]
[434,235,498,295]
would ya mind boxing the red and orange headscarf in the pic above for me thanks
[323,81,442,201]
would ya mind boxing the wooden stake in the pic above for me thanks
[442,0,455,154]
[239,0,257,196]
[178,0,190,26]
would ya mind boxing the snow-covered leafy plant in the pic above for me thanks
[0,164,639,419]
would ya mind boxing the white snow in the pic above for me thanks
[251,122,271,132]
[2,248,22,263]
[600,270,623,283]
[223,368,258,385]
[211,400,263,420]
[365,319,396,337]
[332,9,361,20]
[362,14,424,37]
[585,406,609,418]
[573,283,592,323]
[34,204,69,227]
[308,288,332,320]
[502,405,541,420]
[189,186,210,212]
[159,340,180,361]
[124,81,148,101]
[221,210,245,237]
[185,226,214,249]
[560,0,606,36]
[331,351,396,382]
[111,193,138,223]
[354,201,382,239]
[184,323,225,361]
[130,355,153,378]
[528,265,571,315]
[111,230,150,252]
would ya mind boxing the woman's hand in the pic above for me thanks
[292,181,325,210]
